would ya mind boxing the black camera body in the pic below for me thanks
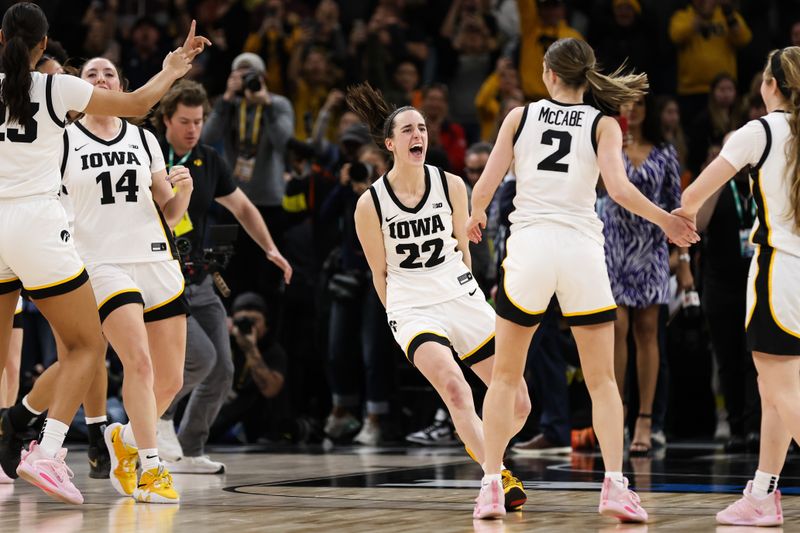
[177,225,239,283]
[349,161,373,183]
[238,70,263,95]
[233,315,254,335]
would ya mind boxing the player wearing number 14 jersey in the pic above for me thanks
[347,83,531,512]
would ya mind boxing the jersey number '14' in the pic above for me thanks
[396,238,445,269]
[96,169,139,205]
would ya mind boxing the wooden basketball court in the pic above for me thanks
[0,443,795,532]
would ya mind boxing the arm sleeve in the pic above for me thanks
[263,95,294,151]
[53,74,94,117]
[719,119,767,172]
[143,129,166,173]
[728,11,752,47]
[668,8,696,46]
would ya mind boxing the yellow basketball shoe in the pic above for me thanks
[133,465,180,504]
[501,469,527,511]
[104,423,138,496]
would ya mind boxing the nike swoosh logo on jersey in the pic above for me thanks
[469,289,477,296]
[385,214,399,222]
[74,143,89,151]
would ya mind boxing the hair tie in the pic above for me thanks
[771,49,792,100]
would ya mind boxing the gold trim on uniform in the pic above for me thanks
[562,303,618,317]
[768,250,800,338]
[143,278,185,313]
[460,332,495,361]
[24,267,85,291]
[405,330,449,357]
[98,288,142,310]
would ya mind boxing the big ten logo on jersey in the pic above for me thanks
[389,213,447,270]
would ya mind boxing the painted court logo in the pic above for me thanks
[60,230,71,243]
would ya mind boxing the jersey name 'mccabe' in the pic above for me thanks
[60,120,176,265]
[371,164,476,311]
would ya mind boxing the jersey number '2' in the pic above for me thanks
[537,129,572,173]
[397,238,445,269]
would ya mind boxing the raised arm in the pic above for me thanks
[596,116,699,247]
[354,191,388,307]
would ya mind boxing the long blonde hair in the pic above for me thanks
[543,38,648,112]
[765,47,800,231]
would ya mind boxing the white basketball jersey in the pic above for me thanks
[370,165,477,311]
[60,120,175,264]
[510,99,605,243]
[720,112,800,257]
[0,73,93,200]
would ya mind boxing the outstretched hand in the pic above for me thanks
[181,20,212,60]
[664,211,700,248]
[466,211,487,244]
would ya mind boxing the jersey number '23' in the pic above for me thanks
[0,102,39,143]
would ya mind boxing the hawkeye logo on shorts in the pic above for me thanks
[388,320,398,333]
[151,242,167,252]
[60,230,70,243]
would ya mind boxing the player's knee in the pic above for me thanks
[124,346,155,385]
[443,375,472,411]
[514,385,532,420]
[154,372,182,403]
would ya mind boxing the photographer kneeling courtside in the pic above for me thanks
[152,80,292,473]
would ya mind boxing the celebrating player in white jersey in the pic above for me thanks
[348,83,531,512]
[680,47,800,528]
[0,2,208,505]
[467,38,698,521]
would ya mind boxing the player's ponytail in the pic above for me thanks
[1,3,48,124]
[544,38,648,112]
[346,82,416,147]
[767,47,800,231]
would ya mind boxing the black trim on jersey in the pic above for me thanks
[746,246,800,355]
[137,126,152,166]
[60,131,69,178]
[512,104,529,146]
[462,335,495,366]
[26,268,89,300]
[144,293,190,323]
[0,278,22,295]
[495,267,545,327]
[590,113,602,154]
[546,98,585,107]
[383,165,431,214]
[153,200,179,260]
[407,332,450,365]
[45,74,65,128]
[99,291,144,323]
[565,307,618,327]
[368,184,383,225]
[12,313,22,329]
[437,166,453,212]
[750,169,770,246]
[754,118,772,171]
[74,119,128,146]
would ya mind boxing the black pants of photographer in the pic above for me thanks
[209,386,291,443]
[219,205,286,313]
[328,287,392,416]
[162,276,234,456]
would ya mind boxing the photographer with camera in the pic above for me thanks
[152,80,291,474]
[321,144,394,445]
[202,52,295,304]
[209,292,289,443]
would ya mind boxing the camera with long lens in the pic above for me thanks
[176,225,239,284]
[233,315,254,335]
[237,69,263,96]
[349,161,373,183]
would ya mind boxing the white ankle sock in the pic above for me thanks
[121,423,137,448]
[482,473,501,486]
[85,415,107,425]
[605,471,625,486]
[139,448,160,472]
[752,470,779,498]
[39,418,70,458]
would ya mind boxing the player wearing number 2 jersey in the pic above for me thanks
[348,83,531,512]
[0,2,208,505]
[467,38,699,521]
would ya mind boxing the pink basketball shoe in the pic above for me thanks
[473,477,506,520]
[16,441,83,505]
[716,481,783,526]
[598,476,648,522]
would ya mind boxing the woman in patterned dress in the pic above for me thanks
[599,94,693,455]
